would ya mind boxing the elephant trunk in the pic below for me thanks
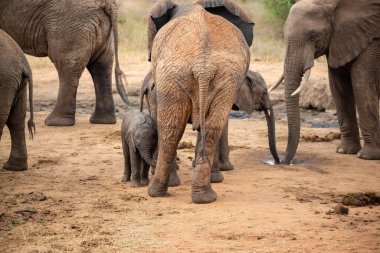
[263,95,280,164]
[140,149,156,167]
[283,47,305,164]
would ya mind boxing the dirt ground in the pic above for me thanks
[1,58,379,252]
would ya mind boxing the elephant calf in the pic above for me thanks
[0,29,35,171]
[121,110,158,187]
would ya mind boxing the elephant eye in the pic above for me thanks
[309,31,318,41]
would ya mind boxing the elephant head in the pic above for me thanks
[233,70,280,164]
[127,114,158,167]
[147,0,254,61]
[279,0,380,164]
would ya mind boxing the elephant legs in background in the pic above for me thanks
[329,67,361,155]
[87,45,116,124]
[218,120,234,171]
[350,42,380,159]
[2,87,28,171]
[45,64,84,126]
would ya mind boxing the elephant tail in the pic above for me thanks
[24,70,35,139]
[103,1,130,105]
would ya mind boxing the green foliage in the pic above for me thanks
[261,0,294,23]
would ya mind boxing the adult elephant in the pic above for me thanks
[147,0,254,203]
[0,0,129,126]
[272,0,380,163]
[140,69,280,180]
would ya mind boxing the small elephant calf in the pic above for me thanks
[0,29,35,171]
[121,110,158,187]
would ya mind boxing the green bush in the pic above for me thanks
[261,0,296,23]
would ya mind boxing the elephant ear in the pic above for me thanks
[328,0,380,68]
[127,113,147,152]
[147,0,177,61]
[194,0,255,47]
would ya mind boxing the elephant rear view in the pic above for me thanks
[147,0,254,203]
[0,29,35,171]
[0,0,129,126]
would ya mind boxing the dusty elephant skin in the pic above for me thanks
[276,0,380,163]
[121,110,158,187]
[0,29,35,171]
[147,0,253,203]
[140,69,280,183]
[0,0,129,127]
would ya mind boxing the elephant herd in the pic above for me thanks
[0,0,379,204]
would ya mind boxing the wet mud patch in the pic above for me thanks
[342,192,380,207]
[31,158,60,169]
[177,141,195,150]
[120,193,147,202]
[302,132,341,142]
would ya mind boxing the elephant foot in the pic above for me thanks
[148,178,168,197]
[168,171,181,187]
[141,177,149,186]
[45,112,75,126]
[130,179,143,188]
[192,185,217,204]
[357,144,380,160]
[210,170,224,183]
[3,158,27,171]
[219,161,234,171]
[90,112,116,124]
[336,139,361,154]
[121,174,130,182]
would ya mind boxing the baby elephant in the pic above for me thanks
[0,29,35,171]
[121,110,158,187]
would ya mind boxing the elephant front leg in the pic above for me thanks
[351,57,380,160]
[87,51,116,124]
[328,67,361,154]
[140,160,150,186]
[218,120,234,171]
[45,71,81,126]
[121,140,131,182]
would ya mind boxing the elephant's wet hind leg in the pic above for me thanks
[328,67,361,154]
[148,89,190,197]
[87,49,116,124]
[45,64,84,126]
[210,138,224,183]
[3,88,28,171]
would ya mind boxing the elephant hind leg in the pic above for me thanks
[148,87,191,197]
[87,46,116,124]
[3,86,28,171]
[328,67,361,155]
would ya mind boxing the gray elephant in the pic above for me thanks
[121,110,158,187]
[271,0,380,163]
[0,0,129,126]
[147,0,254,203]
[0,29,35,171]
[141,69,280,183]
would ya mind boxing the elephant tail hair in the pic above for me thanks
[24,70,35,139]
[103,1,130,105]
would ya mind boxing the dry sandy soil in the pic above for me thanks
[1,58,379,252]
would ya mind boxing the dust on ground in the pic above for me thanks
[1,59,379,252]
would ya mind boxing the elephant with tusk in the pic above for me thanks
[271,0,380,164]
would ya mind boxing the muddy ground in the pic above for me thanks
[1,59,379,252]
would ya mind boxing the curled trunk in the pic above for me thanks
[140,150,155,167]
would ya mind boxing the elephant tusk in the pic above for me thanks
[291,68,311,96]
[268,73,284,92]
